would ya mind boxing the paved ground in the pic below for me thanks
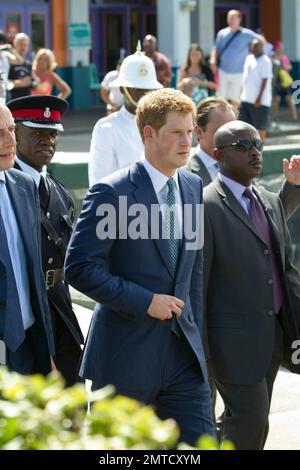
[73,302,300,450]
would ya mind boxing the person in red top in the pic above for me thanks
[143,35,172,87]
[31,49,71,100]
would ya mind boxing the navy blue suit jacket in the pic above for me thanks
[0,169,54,374]
[65,162,207,393]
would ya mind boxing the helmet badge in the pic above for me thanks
[139,64,148,77]
[44,107,51,118]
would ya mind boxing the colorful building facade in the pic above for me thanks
[0,0,298,110]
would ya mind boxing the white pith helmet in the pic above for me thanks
[110,41,163,90]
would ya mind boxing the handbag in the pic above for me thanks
[278,68,293,88]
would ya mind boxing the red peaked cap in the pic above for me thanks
[7,94,69,131]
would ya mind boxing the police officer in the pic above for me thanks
[7,95,84,386]
[88,42,163,187]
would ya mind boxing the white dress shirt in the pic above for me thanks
[219,173,254,215]
[197,147,220,181]
[15,157,48,188]
[88,106,144,187]
[0,171,35,330]
[142,157,183,237]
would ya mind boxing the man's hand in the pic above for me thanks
[283,155,300,185]
[147,294,185,321]
[255,98,262,108]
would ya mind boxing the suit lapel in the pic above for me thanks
[5,171,36,266]
[214,177,268,246]
[189,153,212,186]
[175,171,196,280]
[130,162,175,278]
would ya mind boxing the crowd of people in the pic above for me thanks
[100,11,298,140]
[1,9,300,451]
[0,31,71,103]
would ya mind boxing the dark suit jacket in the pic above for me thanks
[0,169,54,374]
[65,162,207,393]
[203,176,300,385]
[187,151,300,219]
[186,152,212,187]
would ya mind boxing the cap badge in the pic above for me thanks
[44,107,51,118]
[139,64,148,77]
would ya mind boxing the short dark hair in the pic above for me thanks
[196,97,238,129]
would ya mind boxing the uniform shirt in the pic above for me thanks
[143,157,183,237]
[88,106,144,187]
[0,171,35,330]
[15,157,47,187]
[219,173,253,215]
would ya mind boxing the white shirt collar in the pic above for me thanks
[142,156,179,196]
[0,171,6,183]
[198,146,219,170]
[120,105,136,121]
[219,173,253,199]
[15,157,47,186]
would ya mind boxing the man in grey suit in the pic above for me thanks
[65,89,215,445]
[187,96,300,219]
[203,120,300,449]
[0,102,54,375]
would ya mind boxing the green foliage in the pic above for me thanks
[0,368,233,450]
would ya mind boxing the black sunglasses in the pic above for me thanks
[218,139,264,152]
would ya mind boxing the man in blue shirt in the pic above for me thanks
[210,10,258,108]
[0,102,54,375]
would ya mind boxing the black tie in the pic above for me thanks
[38,176,49,207]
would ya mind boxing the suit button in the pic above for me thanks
[267,279,273,285]
[47,235,51,241]
[268,310,274,316]
[0,301,6,308]
[0,272,7,280]
[48,258,53,264]
[46,212,51,219]
[264,249,269,255]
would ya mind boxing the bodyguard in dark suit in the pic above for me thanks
[7,95,84,386]
[65,89,215,445]
[187,96,300,218]
[203,120,300,449]
[0,102,54,375]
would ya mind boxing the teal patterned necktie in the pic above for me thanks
[166,178,182,336]
[166,178,181,271]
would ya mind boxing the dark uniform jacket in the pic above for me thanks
[15,162,84,385]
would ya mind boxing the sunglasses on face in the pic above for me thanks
[218,139,264,152]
